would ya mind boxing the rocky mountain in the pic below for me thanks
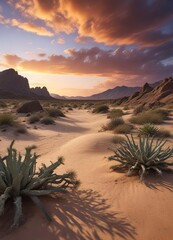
[117,77,173,106]
[31,87,52,99]
[0,69,52,99]
[0,68,31,98]
[87,86,141,100]
[65,86,141,100]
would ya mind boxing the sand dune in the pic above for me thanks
[1,109,173,240]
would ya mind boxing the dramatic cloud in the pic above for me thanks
[8,0,173,46]
[3,42,173,88]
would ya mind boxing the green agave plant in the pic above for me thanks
[108,135,173,181]
[0,141,79,228]
[138,123,159,137]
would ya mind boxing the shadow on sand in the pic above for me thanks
[0,189,136,240]
[45,189,136,240]
[144,171,173,191]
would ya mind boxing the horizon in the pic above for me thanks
[0,1,173,96]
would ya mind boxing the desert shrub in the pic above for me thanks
[108,109,123,119]
[41,117,55,125]
[123,106,129,110]
[0,101,7,108]
[156,129,171,138]
[130,110,166,125]
[28,114,40,124]
[92,105,109,114]
[138,123,159,137]
[153,109,169,119]
[114,123,133,134]
[0,141,79,228]
[103,118,124,131]
[133,104,145,115]
[139,124,171,138]
[0,113,15,126]
[112,135,125,144]
[108,135,173,181]
[15,125,27,134]
[47,108,65,118]
[72,104,78,108]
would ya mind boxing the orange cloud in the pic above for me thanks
[57,37,65,44]
[0,14,53,36]
[3,54,22,66]
[11,19,53,36]
[7,0,173,46]
[2,45,173,81]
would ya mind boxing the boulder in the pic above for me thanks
[17,100,43,113]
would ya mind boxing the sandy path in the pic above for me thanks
[1,109,173,240]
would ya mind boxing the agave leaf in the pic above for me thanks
[12,196,22,228]
[30,196,52,222]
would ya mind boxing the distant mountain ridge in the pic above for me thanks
[86,86,141,100]
[64,81,162,100]
[0,69,53,99]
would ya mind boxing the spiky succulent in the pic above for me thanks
[0,141,79,228]
[108,135,173,181]
[138,123,159,137]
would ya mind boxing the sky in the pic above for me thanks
[0,0,173,96]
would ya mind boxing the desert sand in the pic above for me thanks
[0,109,173,240]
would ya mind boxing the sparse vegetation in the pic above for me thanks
[123,106,129,110]
[0,141,79,228]
[109,135,173,181]
[28,114,40,124]
[133,104,145,115]
[108,109,123,118]
[15,125,27,134]
[103,118,124,131]
[41,117,55,125]
[138,123,159,137]
[47,108,65,118]
[0,113,15,126]
[114,123,133,134]
[112,135,125,144]
[156,129,171,138]
[92,105,109,114]
[130,109,169,125]
[0,101,7,108]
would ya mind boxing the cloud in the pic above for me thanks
[3,54,22,66]
[37,53,46,58]
[11,19,53,36]
[57,37,65,44]
[0,14,53,36]
[7,0,173,46]
[2,43,173,86]
[75,35,93,44]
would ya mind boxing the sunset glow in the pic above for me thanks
[0,0,173,96]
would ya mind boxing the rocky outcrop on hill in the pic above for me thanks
[0,69,53,100]
[0,68,31,98]
[124,77,173,106]
[31,87,52,99]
